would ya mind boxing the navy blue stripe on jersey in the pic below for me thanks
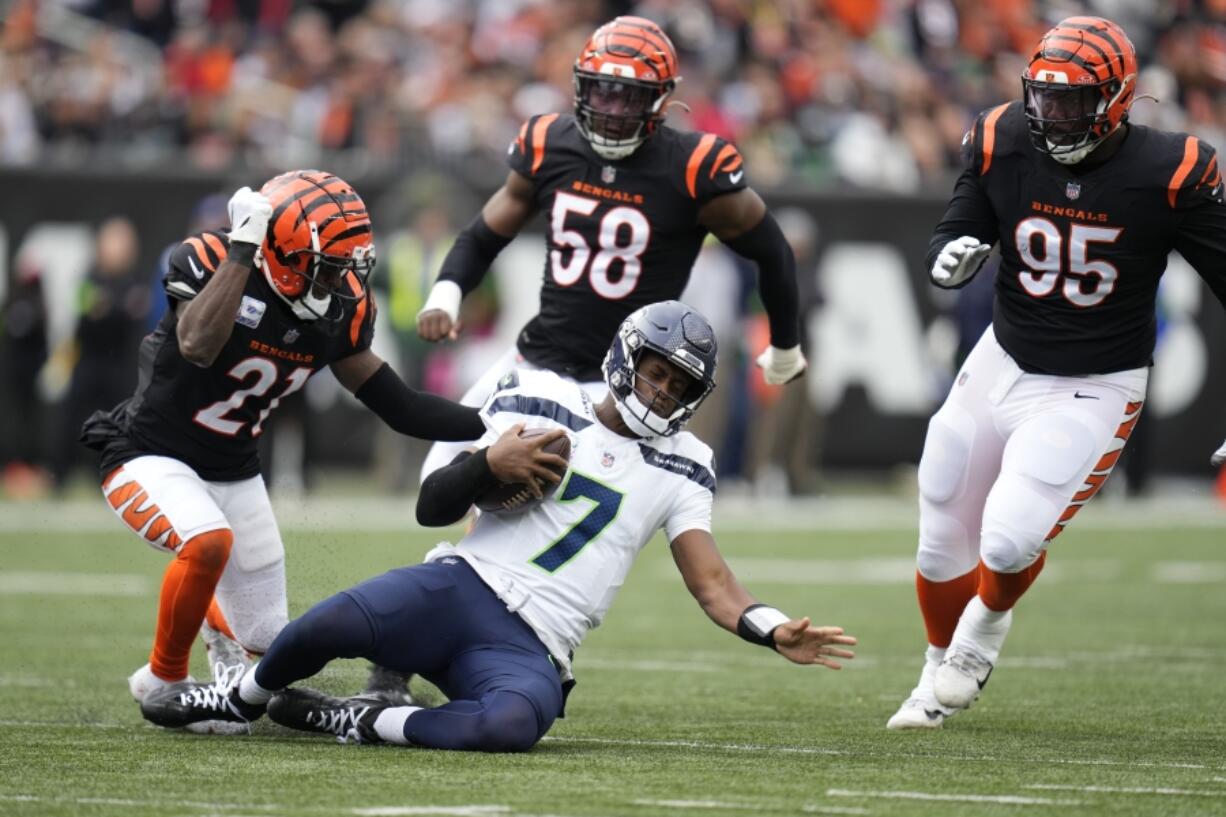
[486,395,593,432]
[637,444,715,493]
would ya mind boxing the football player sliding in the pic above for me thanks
[81,170,560,727]
[416,15,807,480]
[139,301,856,751]
[887,17,1226,730]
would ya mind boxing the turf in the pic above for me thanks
[1,509,1224,817]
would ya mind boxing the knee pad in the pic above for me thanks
[917,407,974,505]
[180,529,234,573]
[474,692,542,753]
[916,508,977,582]
[979,522,1045,574]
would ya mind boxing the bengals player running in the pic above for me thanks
[81,171,563,725]
[887,17,1226,730]
[416,16,805,478]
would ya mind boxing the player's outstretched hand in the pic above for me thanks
[931,235,991,288]
[1211,437,1226,467]
[227,187,273,247]
[486,423,569,498]
[755,344,807,385]
[771,618,857,669]
[417,310,463,342]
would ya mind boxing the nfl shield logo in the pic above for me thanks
[601,165,616,184]
[1065,181,1081,201]
[601,451,615,469]
[283,329,300,344]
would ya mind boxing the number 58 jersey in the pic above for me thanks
[932,101,1226,376]
[427,369,717,674]
[82,231,376,482]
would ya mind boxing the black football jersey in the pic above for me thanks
[507,113,747,381]
[928,101,1226,375]
[83,231,376,481]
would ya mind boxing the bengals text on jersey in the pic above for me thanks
[504,112,746,382]
[82,230,377,481]
[929,101,1226,376]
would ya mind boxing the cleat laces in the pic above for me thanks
[177,663,248,716]
[306,704,371,738]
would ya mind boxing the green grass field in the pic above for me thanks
[1,499,1224,817]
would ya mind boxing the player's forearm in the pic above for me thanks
[690,566,758,634]
[435,214,516,296]
[722,212,802,349]
[176,245,256,367]
[354,363,486,441]
[927,171,999,276]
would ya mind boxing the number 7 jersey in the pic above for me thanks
[426,369,717,675]
[83,231,376,482]
[507,113,746,382]
[930,101,1226,375]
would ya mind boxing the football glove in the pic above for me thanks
[1211,437,1226,467]
[227,186,273,247]
[755,344,807,385]
[932,235,992,288]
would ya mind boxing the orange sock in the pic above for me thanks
[149,529,234,681]
[205,597,237,641]
[978,552,1047,612]
[916,566,979,648]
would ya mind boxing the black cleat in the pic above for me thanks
[362,664,415,706]
[140,664,264,731]
[267,687,387,743]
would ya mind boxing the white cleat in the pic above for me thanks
[934,646,994,709]
[128,663,193,703]
[886,648,958,730]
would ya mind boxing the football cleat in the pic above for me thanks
[934,646,995,710]
[886,654,957,730]
[267,688,387,744]
[140,663,264,732]
[362,664,415,707]
[201,622,251,676]
[127,662,193,703]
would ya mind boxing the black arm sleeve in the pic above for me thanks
[435,214,514,296]
[1174,192,1226,312]
[354,363,486,441]
[417,449,500,527]
[722,211,801,349]
[925,167,1000,288]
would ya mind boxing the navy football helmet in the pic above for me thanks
[602,301,717,437]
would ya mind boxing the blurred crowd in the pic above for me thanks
[4,0,1226,190]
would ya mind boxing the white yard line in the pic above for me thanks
[630,801,756,811]
[1152,562,1226,583]
[0,571,149,596]
[1026,784,1226,798]
[0,795,511,816]
[826,789,1079,806]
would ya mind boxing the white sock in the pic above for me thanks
[373,706,421,745]
[963,596,1011,632]
[238,664,273,706]
[925,644,947,666]
[951,596,1013,662]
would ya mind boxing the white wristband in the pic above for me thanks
[418,280,463,323]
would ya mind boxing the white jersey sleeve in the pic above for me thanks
[475,368,595,447]
[646,432,717,542]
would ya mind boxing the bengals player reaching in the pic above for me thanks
[887,17,1226,730]
[416,16,805,479]
[81,171,563,725]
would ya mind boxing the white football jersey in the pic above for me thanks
[424,368,715,677]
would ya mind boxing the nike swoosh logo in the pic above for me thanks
[977,667,993,690]
[729,170,744,184]
[1073,391,1100,400]
[923,709,944,721]
[187,256,205,280]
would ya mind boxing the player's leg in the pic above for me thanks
[102,456,233,699]
[418,345,523,483]
[888,329,1009,729]
[934,371,1147,709]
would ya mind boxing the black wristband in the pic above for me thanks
[436,215,514,295]
[737,603,788,650]
[226,241,258,268]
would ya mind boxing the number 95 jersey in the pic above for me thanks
[508,113,746,381]
[427,369,717,674]
[83,231,376,482]
[931,101,1226,376]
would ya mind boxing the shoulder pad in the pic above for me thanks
[638,433,717,493]
[481,369,593,433]
[681,133,747,201]
[507,113,564,178]
[965,102,1022,176]
[1166,134,1223,209]
[164,231,228,301]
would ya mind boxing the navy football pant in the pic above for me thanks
[254,558,563,752]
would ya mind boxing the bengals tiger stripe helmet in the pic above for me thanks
[258,170,375,320]
[574,16,679,160]
[1021,16,1138,165]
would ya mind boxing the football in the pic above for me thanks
[474,427,571,513]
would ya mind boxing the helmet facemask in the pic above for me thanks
[1023,77,1127,165]
[574,70,673,160]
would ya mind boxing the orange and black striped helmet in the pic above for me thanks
[258,170,374,317]
[574,16,679,160]
[1021,16,1138,165]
